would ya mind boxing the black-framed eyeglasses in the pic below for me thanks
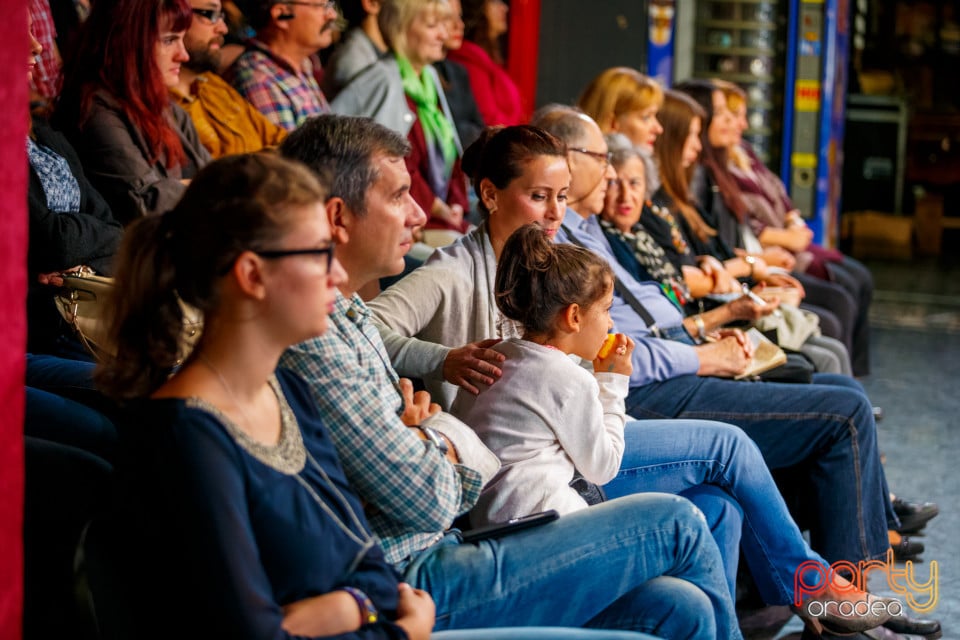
[255,244,336,272]
[281,0,338,10]
[191,7,226,23]
[569,147,613,166]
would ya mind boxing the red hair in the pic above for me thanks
[57,0,193,167]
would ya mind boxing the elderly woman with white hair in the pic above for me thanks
[332,0,470,245]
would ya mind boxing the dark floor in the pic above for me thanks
[741,244,960,639]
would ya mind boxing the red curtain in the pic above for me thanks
[506,0,541,122]
[0,2,29,639]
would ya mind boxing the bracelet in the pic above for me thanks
[693,314,707,343]
[342,586,379,626]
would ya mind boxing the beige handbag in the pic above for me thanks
[55,267,202,363]
[753,303,820,352]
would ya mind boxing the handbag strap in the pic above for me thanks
[562,224,661,338]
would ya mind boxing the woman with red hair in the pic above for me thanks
[55,0,211,225]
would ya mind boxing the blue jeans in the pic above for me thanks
[626,373,892,566]
[672,484,743,598]
[25,354,117,460]
[402,493,743,640]
[604,419,828,605]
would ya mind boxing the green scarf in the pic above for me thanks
[396,54,457,175]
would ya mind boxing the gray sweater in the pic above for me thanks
[368,223,520,409]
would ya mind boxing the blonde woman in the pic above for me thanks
[332,0,470,242]
[578,66,665,151]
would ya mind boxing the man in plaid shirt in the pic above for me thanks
[226,0,336,130]
[276,114,740,638]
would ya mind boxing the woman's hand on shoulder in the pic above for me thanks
[395,583,435,640]
[443,339,505,394]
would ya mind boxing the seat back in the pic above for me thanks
[74,514,138,640]
[23,437,111,640]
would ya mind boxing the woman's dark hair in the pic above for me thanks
[673,79,749,223]
[496,224,612,336]
[461,125,567,217]
[56,0,193,167]
[654,89,717,242]
[462,0,504,65]
[96,153,326,399]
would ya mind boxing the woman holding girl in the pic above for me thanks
[368,126,901,635]
[54,0,211,224]
[332,0,470,241]
[451,224,635,523]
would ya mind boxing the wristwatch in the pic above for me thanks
[418,425,449,455]
[744,255,757,279]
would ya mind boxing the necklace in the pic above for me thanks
[198,353,263,434]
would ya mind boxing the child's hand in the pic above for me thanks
[593,333,634,376]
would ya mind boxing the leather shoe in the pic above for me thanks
[892,497,939,534]
[884,613,942,639]
[889,530,924,562]
[793,594,898,635]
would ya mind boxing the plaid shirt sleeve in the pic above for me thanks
[280,296,484,564]
[228,54,298,131]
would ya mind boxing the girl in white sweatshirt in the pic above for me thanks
[452,223,636,525]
